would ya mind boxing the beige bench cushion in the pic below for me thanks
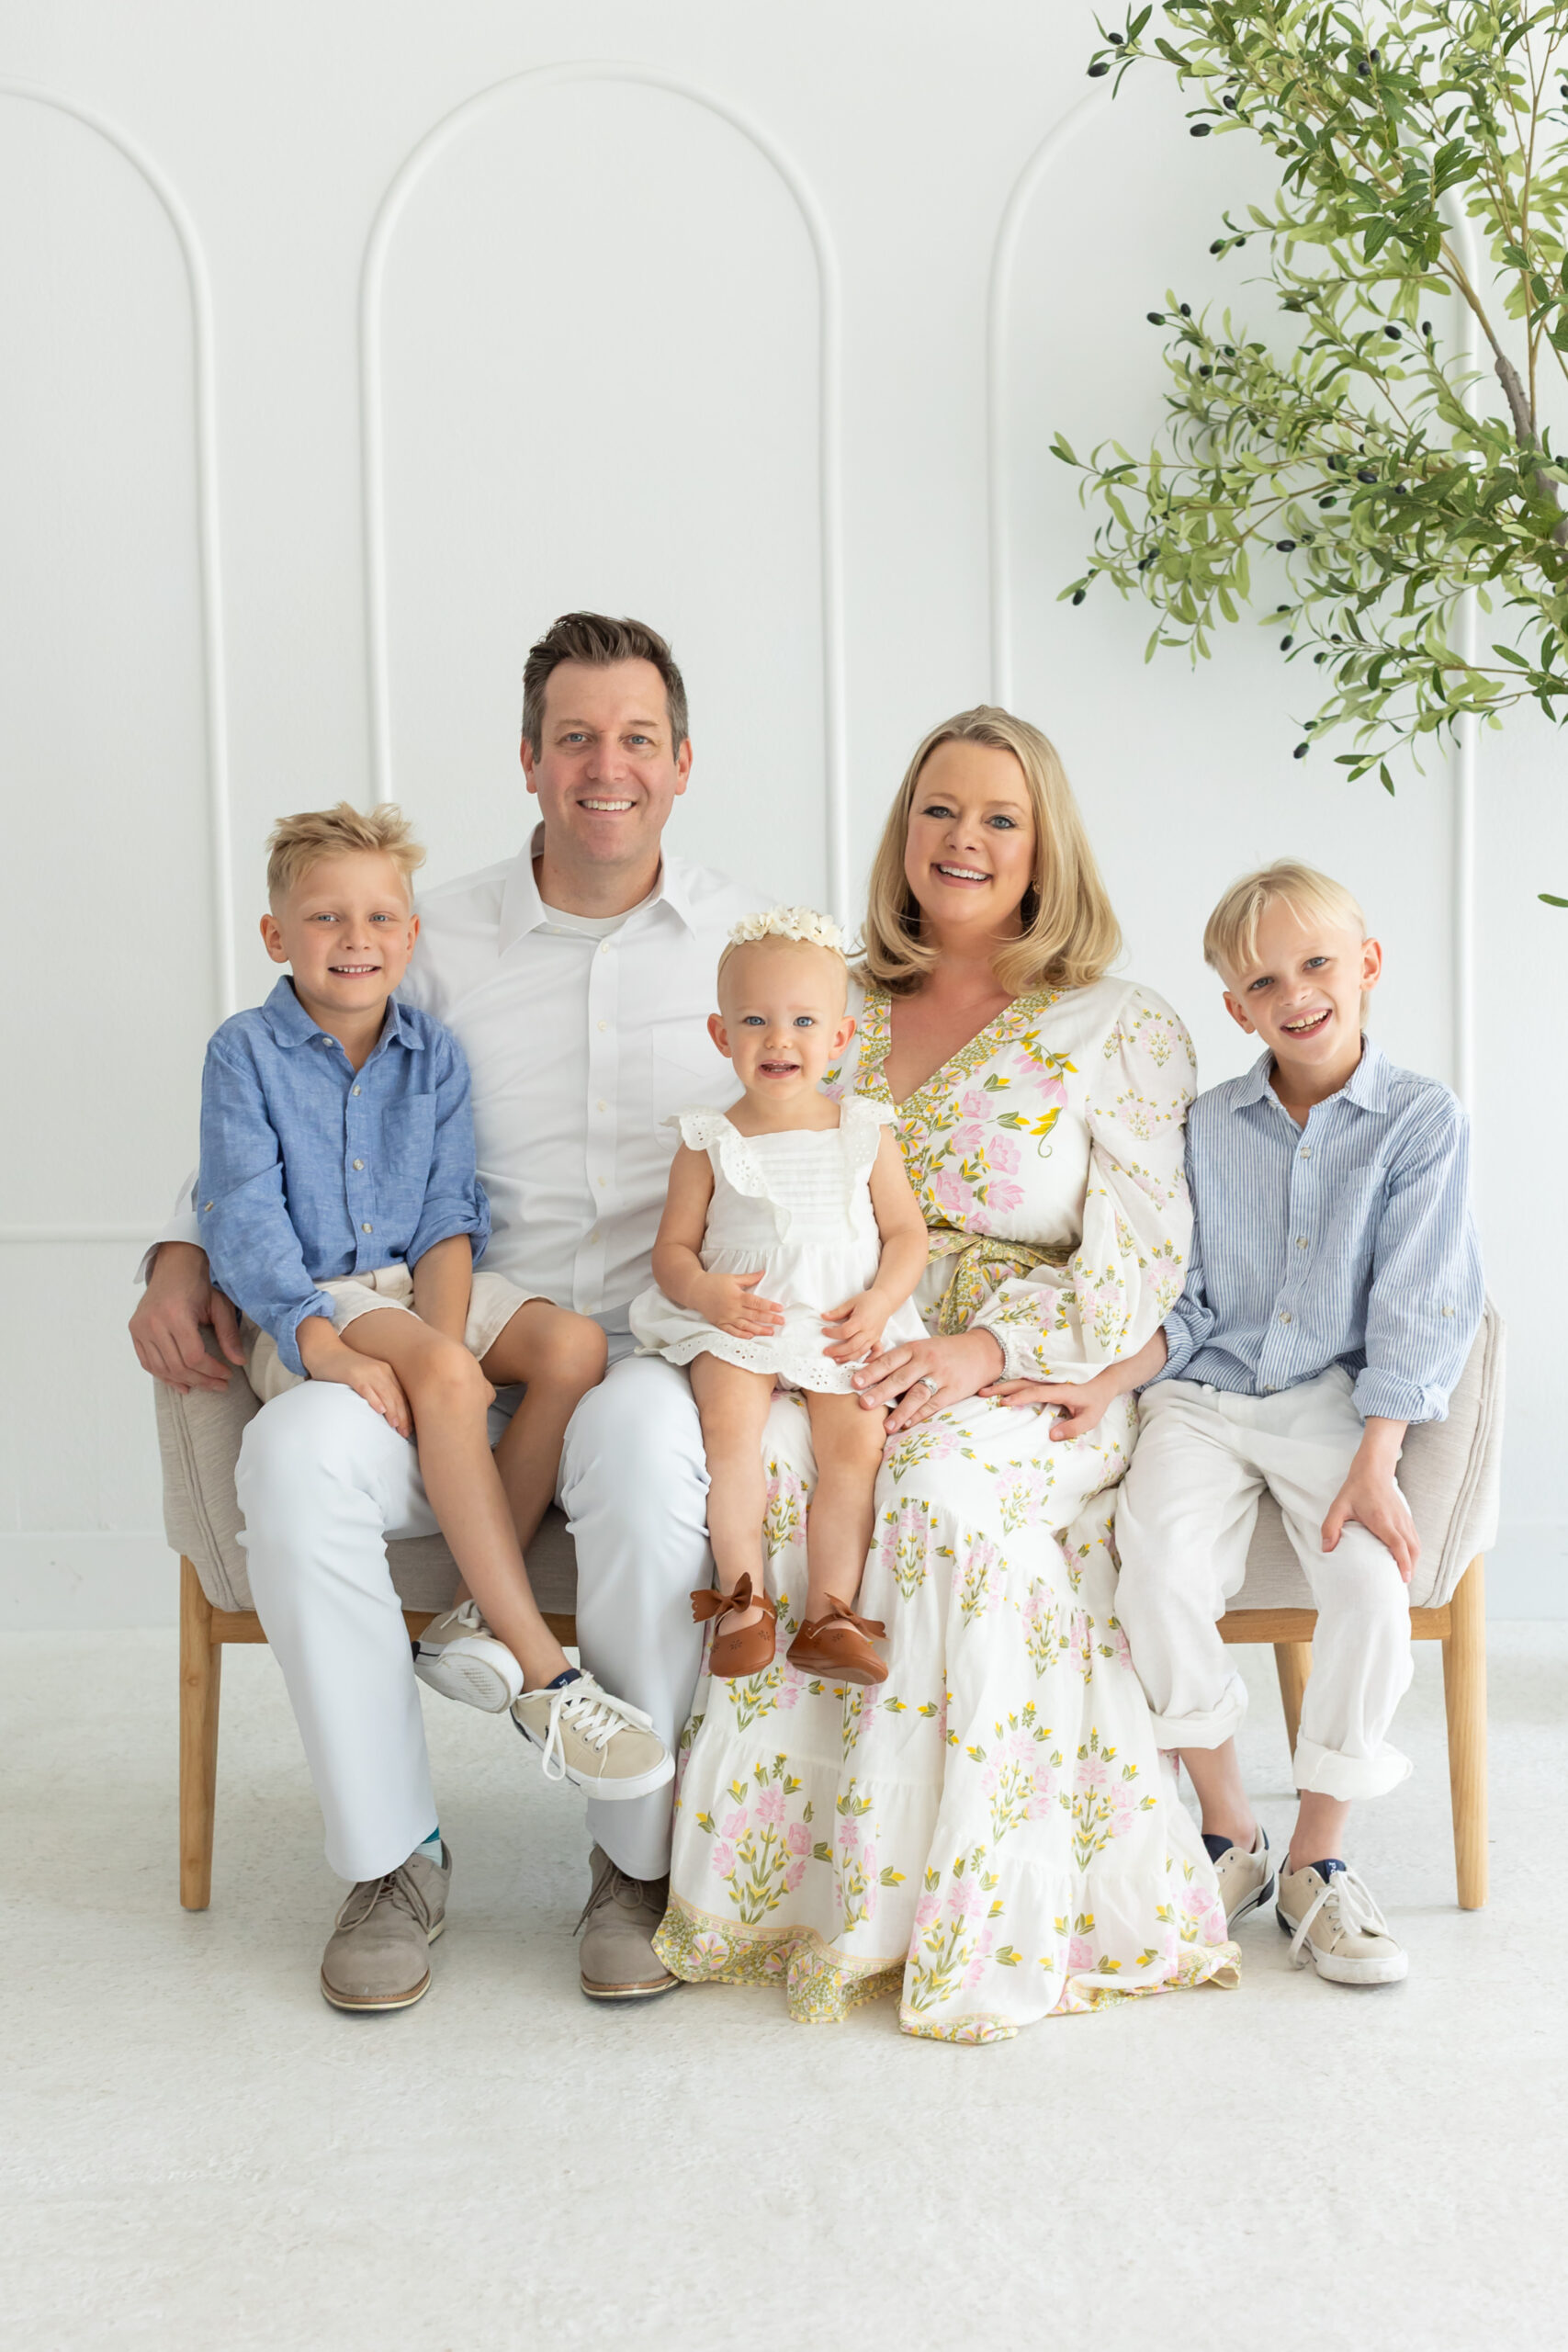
[160,1306,1503,1621]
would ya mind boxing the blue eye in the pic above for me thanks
[740,1014,765,1026]
[794,1015,816,1028]
[987,814,1017,830]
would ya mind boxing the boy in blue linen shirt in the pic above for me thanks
[990,861,1482,1986]
[198,803,672,1858]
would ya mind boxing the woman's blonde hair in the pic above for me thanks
[858,707,1122,997]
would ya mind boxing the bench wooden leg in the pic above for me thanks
[1442,1555,1488,1910]
[1274,1641,1312,1767]
[179,1555,221,1911]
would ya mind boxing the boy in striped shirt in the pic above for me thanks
[1014,863,1482,1985]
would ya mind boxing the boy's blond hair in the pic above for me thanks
[1203,860,1365,982]
[265,801,425,907]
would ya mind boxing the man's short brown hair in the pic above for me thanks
[520,612,689,756]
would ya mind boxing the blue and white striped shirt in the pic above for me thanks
[1156,1038,1483,1425]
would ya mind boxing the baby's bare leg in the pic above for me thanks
[688,1353,777,1634]
[342,1311,570,1688]
[802,1390,888,1621]
[484,1302,609,1553]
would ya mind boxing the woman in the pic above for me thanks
[653,707,1238,2041]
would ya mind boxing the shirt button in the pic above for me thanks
[596,1100,607,1113]
[1295,1236,1308,1249]
[599,942,612,956]
[1298,1144,1311,1158]
[353,1159,365,1171]
[202,1200,214,1212]
[1279,1310,1292,1323]
[361,1221,373,1234]
[596,1176,606,1189]
[1442,1305,1455,1317]
[597,1020,607,1033]
[588,1227,600,1242]
[352,1084,362,1097]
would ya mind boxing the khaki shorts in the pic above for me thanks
[243,1261,542,1405]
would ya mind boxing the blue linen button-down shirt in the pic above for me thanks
[1156,1037,1483,1425]
[197,978,491,1376]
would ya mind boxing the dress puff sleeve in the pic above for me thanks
[971,985,1196,1385]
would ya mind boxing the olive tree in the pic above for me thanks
[1056,1,1568,899]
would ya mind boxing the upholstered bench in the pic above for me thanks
[159,1306,1502,1910]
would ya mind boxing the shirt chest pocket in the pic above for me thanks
[374,1095,438,1197]
[650,1013,731,1115]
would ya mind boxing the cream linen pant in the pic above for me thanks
[1112,1367,1415,1801]
[233,1338,710,1883]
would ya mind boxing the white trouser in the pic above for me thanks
[1112,1368,1415,1802]
[233,1341,711,1883]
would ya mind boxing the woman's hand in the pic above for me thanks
[851,1328,1005,1432]
[694,1268,785,1340]
[980,1370,1116,1442]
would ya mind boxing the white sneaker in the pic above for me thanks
[1277,1860,1408,1985]
[511,1671,674,1802]
[413,1601,523,1713]
[1208,1826,1278,1928]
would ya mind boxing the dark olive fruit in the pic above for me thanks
[1190,121,1212,135]
[1199,365,1213,377]
[1422,320,1433,334]
[1147,311,1166,323]
[1384,324,1401,337]
[1107,29,1124,43]
[1089,61,1111,76]
[1280,635,1293,649]
[1293,743,1309,759]
[1211,239,1225,253]
[1224,93,1237,109]
[1318,494,1337,507]
[1180,302,1192,316]
[1314,651,1327,663]
[1276,538,1297,551]
[1072,589,1087,605]
[1357,468,1377,481]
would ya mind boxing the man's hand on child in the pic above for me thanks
[981,1370,1114,1442]
[820,1292,889,1363]
[694,1268,785,1340]
[129,1241,245,1394]
[1322,1427,1418,1584]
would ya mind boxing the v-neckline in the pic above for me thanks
[856,981,1059,1114]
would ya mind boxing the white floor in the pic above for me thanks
[3,1627,1562,2350]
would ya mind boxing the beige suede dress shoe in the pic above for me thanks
[576,1845,680,2003]
[321,1842,451,2012]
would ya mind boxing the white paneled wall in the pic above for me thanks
[2,2,1561,1625]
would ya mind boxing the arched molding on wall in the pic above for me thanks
[0,81,235,1251]
[359,62,850,915]
[987,87,1476,1107]
[986,88,1106,714]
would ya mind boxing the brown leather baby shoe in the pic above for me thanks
[786,1596,888,1686]
[691,1574,778,1678]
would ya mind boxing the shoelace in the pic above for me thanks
[531,1675,656,1784]
[573,1856,663,1936]
[1285,1864,1392,1969]
[334,1861,434,1936]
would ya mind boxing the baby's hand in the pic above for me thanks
[696,1268,786,1340]
[820,1291,889,1363]
[980,1371,1114,1442]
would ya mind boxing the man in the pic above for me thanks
[131,613,753,2007]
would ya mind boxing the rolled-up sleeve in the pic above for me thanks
[197,1038,338,1377]
[1355,1094,1483,1424]
[974,989,1196,1384]
[406,1030,491,1269]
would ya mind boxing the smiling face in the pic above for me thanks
[521,656,691,884]
[260,850,418,1021]
[1221,899,1382,1084]
[902,739,1038,952]
[709,940,855,1114]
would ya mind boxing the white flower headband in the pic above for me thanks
[725,905,846,956]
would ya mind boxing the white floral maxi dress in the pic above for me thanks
[653,976,1240,2042]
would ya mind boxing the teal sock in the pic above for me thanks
[415,1826,443,1867]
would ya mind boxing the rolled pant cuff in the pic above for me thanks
[1292,1735,1412,1801]
[1146,1674,1248,1752]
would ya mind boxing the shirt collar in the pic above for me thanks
[1232,1034,1387,1114]
[498,823,694,952]
[257,976,421,1054]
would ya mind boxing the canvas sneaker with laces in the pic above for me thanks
[413,1600,523,1713]
[1277,1859,1408,1985]
[511,1669,674,1801]
[1203,1825,1278,1928]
